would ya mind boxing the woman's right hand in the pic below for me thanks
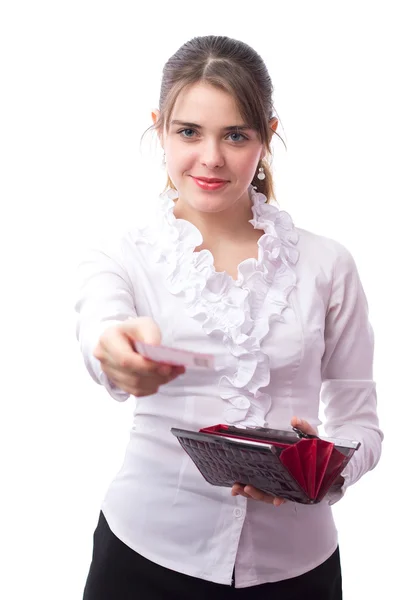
[93,317,185,397]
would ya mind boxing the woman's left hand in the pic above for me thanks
[231,416,318,506]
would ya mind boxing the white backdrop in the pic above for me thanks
[1,1,398,598]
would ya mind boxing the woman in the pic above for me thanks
[76,35,382,599]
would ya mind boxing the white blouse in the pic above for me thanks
[75,187,383,588]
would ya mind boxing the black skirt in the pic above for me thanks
[83,511,342,600]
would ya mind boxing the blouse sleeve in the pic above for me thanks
[320,243,383,503]
[75,245,137,402]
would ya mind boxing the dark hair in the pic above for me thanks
[154,35,283,202]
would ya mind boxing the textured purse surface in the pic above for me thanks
[177,436,313,504]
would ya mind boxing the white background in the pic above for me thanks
[1,1,398,598]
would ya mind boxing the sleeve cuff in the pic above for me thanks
[89,319,131,402]
[98,368,130,403]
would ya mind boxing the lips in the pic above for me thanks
[191,176,229,191]
[193,177,229,183]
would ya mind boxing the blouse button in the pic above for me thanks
[234,507,243,518]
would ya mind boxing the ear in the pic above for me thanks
[269,117,279,134]
[151,108,164,147]
[151,108,160,125]
[260,117,279,154]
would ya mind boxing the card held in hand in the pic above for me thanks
[135,341,216,369]
[171,424,360,504]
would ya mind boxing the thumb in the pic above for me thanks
[123,316,162,346]
[291,416,318,437]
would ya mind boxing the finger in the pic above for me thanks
[231,483,241,496]
[127,371,185,395]
[157,364,186,377]
[243,485,275,503]
[107,346,170,378]
[118,378,161,397]
[231,484,252,498]
[232,484,285,505]
[233,490,253,499]
[100,321,186,378]
[97,329,146,372]
[109,369,179,394]
[123,352,188,378]
[139,363,186,380]
[161,368,186,383]
[273,497,286,507]
[291,416,318,437]
[102,359,185,398]
[98,320,162,376]
[123,319,187,377]
[243,486,285,506]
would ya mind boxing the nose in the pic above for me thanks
[200,139,225,170]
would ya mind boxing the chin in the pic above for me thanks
[189,191,234,213]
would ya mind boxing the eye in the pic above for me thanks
[178,128,197,138]
[227,132,248,142]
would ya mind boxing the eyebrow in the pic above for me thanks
[170,120,252,131]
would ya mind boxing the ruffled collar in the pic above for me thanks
[148,186,299,426]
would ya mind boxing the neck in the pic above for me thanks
[173,190,256,248]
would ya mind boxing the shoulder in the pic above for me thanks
[291,225,365,306]
[78,222,153,279]
[91,202,162,258]
[264,197,355,273]
[295,226,357,274]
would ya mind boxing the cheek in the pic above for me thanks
[231,150,260,180]
[166,143,196,176]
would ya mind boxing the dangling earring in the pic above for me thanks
[257,166,266,180]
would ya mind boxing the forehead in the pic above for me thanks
[170,82,243,125]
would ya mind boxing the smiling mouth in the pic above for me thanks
[191,176,229,183]
[191,176,230,192]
